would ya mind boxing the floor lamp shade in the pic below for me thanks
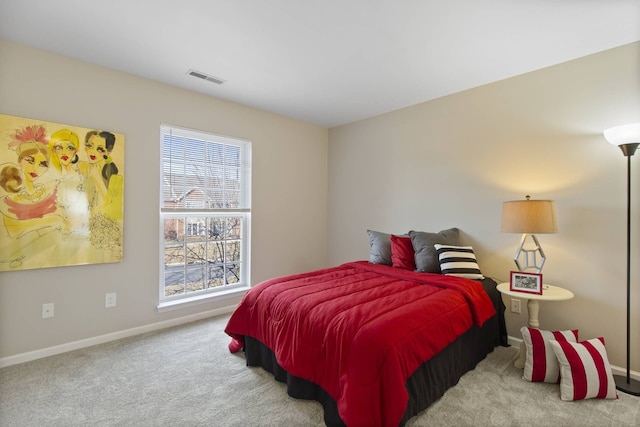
[603,122,640,396]
[501,196,558,273]
[604,122,640,154]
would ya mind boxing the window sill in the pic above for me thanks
[157,286,249,313]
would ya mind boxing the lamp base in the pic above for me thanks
[614,374,640,396]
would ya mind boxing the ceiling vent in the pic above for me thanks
[187,69,225,85]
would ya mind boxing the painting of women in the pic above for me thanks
[0,114,124,271]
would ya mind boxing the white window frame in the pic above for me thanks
[158,124,251,311]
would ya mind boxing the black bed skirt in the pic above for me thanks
[244,313,504,427]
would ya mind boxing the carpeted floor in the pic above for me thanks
[0,314,638,426]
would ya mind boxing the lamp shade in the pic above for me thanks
[603,123,640,146]
[501,198,558,234]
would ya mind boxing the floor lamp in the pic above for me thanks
[603,122,640,396]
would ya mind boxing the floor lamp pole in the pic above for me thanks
[614,143,640,396]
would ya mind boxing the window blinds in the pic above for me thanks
[160,125,251,212]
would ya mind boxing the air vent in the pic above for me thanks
[187,69,225,85]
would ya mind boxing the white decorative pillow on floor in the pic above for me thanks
[521,327,578,383]
[549,337,618,401]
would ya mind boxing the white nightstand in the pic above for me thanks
[497,282,574,368]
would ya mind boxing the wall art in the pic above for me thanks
[0,114,124,271]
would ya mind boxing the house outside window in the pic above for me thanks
[159,125,251,306]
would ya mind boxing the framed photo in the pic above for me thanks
[510,271,543,294]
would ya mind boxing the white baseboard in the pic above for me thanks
[505,334,640,382]
[507,334,523,347]
[0,305,236,369]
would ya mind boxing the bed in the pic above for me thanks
[224,256,507,426]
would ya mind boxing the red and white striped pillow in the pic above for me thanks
[521,327,578,383]
[549,337,618,401]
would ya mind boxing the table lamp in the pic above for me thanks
[501,195,558,273]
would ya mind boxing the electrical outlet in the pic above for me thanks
[511,298,521,314]
[105,292,117,308]
[42,303,54,318]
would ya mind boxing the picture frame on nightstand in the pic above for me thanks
[510,271,543,294]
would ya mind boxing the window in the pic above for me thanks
[160,125,251,305]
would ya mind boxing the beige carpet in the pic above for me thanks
[1,314,638,426]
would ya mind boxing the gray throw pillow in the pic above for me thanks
[409,228,460,273]
[367,230,392,265]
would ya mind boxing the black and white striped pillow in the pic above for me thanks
[434,244,484,279]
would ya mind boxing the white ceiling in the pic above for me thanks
[0,1,638,128]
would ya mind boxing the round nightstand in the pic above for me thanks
[497,282,574,368]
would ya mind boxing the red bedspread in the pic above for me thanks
[225,261,496,427]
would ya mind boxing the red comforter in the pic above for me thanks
[225,261,496,427]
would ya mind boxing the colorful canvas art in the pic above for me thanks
[0,114,124,271]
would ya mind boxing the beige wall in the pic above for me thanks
[328,42,640,372]
[1,38,639,376]
[0,40,328,361]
